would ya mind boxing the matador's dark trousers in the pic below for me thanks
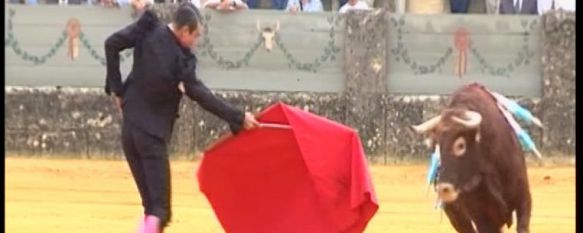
[121,120,172,229]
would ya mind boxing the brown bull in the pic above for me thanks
[413,83,532,233]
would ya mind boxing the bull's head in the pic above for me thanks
[413,108,483,203]
[257,20,280,52]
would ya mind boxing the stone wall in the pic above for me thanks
[4,10,575,160]
[4,87,346,159]
[539,10,576,155]
[343,9,390,157]
[3,87,547,161]
[5,87,122,158]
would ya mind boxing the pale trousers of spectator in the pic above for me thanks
[538,0,575,14]
[362,0,373,8]
[339,0,373,9]
[486,0,501,13]
[57,0,85,4]
[407,0,446,14]
[555,0,575,11]
[395,0,406,13]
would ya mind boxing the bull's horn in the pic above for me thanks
[256,19,261,31]
[275,20,280,31]
[452,110,482,128]
[412,115,442,134]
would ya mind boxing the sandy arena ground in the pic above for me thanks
[5,157,575,233]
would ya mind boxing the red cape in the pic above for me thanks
[198,103,378,233]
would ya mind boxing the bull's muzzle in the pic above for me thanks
[436,182,459,203]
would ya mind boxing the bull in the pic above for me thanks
[413,83,532,233]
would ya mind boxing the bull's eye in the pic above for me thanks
[452,137,466,157]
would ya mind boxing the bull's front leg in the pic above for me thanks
[483,176,511,226]
[471,211,507,233]
[443,203,477,233]
[515,188,532,233]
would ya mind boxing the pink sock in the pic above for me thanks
[143,215,161,233]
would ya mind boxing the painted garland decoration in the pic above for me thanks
[6,7,340,73]
[198,13,341,73]
[390,15,538,78]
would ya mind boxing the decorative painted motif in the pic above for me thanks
[390,15,538,78]
[5,8,340,73]
[66,18,81,60]
[198,13,341,72]
[257,19,279,52]
[453,27,469,78]
[5,8,133,65]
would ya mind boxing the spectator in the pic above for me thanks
[115,0,131,6]
[554,0,575,11]
[204,0,248,11]
[339,0,370,13]
[500,0,538,14]
[538,0,553,13]
[338,0,347,9]
[285,0,323,13]
[128,0,154,18]
[100,0,118,7]
[63,0,85,4]
[407,0,446,14]
[485,0,500,14]
[538,0,575,14]
[131,0,154,11]
[244,0,259,9]
[188,0,203,9]
[450,0,470,13]
[271,0,287,9]
[241,0,286,10]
